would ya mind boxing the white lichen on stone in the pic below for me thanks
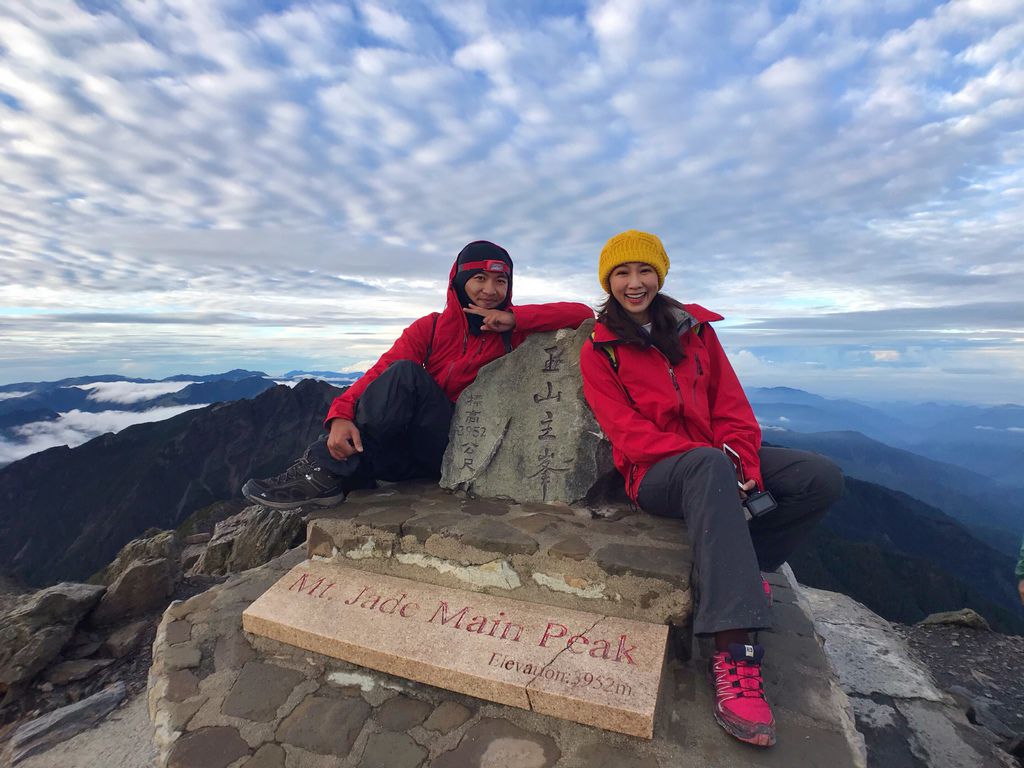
[310,545,339,561]
[327,670,381,691]
[325,670,405,699]
[345,539,381,560]
[395,553,521,589]
[532,571,606,599]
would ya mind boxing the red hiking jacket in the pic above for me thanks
[325,259,594,425]
[580,303,762,502]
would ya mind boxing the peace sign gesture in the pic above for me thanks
[464,305,516,332]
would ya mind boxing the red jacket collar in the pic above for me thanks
[592,302,723,343]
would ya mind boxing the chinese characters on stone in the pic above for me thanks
[529,346,570,500]
[458,393,485,471]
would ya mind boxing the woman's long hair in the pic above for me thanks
[597,292,687,365]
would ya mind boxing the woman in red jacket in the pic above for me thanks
[580,230,842,748]
[244,240,593,508]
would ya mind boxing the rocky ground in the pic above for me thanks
[0,574,223,744]
[2,501,1022,767]
[805,588,1023,768]
[895,620,1024,752]
[0,504,301,766]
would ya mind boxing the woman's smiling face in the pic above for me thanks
[608,261,659,323]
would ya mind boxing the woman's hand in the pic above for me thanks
[464,305,516,332]
[738,479,757,500]
[1018,578,1024,606]
[327,418,363,461]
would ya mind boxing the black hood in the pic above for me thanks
[451,240,513,334]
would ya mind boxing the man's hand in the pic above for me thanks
[1018,578,1024,607]
[464,305,516,332]
[738,479,756,500]
[327,418,363,461]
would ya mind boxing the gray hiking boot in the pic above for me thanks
[241,456,346,510]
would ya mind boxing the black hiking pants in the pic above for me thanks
[306,361,454,487]
[637,446,843,636]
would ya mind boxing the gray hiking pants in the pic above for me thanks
[637,446,843,635]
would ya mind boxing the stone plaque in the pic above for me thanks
[439,321,615,504]
[243,559,667,738]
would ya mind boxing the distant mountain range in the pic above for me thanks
[766,430,1022,556]
[749,387,1024,488]
[0,369,365,421]
[0,370,273,421]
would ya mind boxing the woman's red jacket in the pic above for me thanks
[580,304,762,502]
[325,259,593,425]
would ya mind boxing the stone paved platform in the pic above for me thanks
[148,545,864,767]
[306,482,692,629]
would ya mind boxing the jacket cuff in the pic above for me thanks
[324,397,355,428]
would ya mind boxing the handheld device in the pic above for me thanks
[721,443,777,519]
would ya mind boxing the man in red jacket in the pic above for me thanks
[243,241,593,509]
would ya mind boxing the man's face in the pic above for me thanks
[464,271,509,308]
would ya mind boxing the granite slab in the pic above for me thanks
[242,559,667,737]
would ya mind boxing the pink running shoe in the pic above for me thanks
[709,643,776,747]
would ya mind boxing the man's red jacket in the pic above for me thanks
[325,259,593,425]
[580,303,762,502]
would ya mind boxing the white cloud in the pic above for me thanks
[0,391,33,401]
[340,360,377,373]
[870,350,902,362]
[0,404,208,465]
[361,3,416,47]
[73,381,196,404]
[0,1,1021,402]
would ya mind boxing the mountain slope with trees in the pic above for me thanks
[789,475,1023,633]
[0,380,339,586]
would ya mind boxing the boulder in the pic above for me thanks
[191,506,304,575]
[103,619,150,658]
[967,698,1017,739]
[8,681,125,764]
[93,530,181,587]
[90,558,175,626]
[0,583,105,691]
[1007,735,1024,762]
[180,543,206,572]
[43,658,114,686]
[918,608,991,631]
[440,321,616,505]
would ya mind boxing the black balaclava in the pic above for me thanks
[452,241,513,335]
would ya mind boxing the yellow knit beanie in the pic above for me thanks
[598,230,670,293]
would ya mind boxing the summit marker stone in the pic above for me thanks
[243,559,667,738]
[440,322,615,504]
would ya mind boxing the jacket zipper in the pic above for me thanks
[658,349,682,406]
[442,332,468,389]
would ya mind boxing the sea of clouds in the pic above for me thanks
[0,404,208,466]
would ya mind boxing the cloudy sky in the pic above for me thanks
[1,0,1022,403]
